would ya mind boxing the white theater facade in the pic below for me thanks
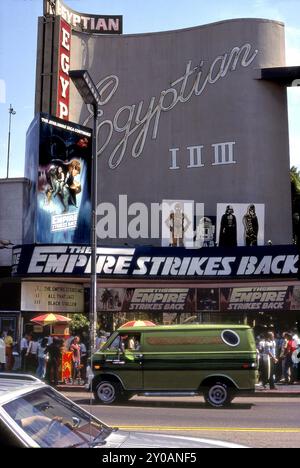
[2,0,300,339]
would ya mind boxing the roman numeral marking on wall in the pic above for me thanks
[212,142,236,166]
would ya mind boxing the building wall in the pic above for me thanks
[36,18,293,246]
[0,178,30,266]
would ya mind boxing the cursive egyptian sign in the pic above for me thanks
[83,43,258,170]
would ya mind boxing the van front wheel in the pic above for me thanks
[204,382,233,408]
[94,380,123,405]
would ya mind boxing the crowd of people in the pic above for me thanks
[256,328,300,389]
[0,330,91,387]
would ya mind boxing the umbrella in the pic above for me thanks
[119,320,156,328]
[30,313,71,325]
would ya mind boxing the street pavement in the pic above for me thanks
[62,390,300,448]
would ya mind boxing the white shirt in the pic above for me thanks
[20,338,28,351]
[27,341,39,355]
[0,338,6,364]
[293,334,300,347]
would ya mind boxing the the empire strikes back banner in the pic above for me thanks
[24,114,92,244]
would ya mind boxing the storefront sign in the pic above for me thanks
[21,282,84,312]
[13,244,298,280]
[44,0,123,34]
[57,18,71,120]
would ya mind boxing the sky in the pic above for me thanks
[0,0,299,178]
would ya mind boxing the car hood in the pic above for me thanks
[100,430,246,448]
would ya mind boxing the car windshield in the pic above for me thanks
[3,387,111,448]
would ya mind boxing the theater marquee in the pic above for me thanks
[12,244,298,280]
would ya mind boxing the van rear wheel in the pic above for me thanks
[94,380,124,405]
[204,382,233,408]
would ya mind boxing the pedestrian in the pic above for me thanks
[70,336,81,384]
[45,337,61,387]
[275,332,285,383]
[259,331,277,389]
[278,331,288,382]
[4,330,15,372]
[292,328,300,381]
[36,338,48,379]
[283,333,296,384]
[0,332,6,372]
[20,333,29,372]
[79,340,87,383]
[26,334,39,375]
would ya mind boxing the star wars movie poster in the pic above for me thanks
[37,114,92,243]
[196,288,220,311]
[220,286,293,312]
[216,203,265,247]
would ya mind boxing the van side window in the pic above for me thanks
[126,334,141,351]
[221,330,240,347]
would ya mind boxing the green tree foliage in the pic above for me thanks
[69,314,90,335]
[290,166,300,245]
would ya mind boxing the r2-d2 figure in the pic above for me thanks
[195,217,215,248]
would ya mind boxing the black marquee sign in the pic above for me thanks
[12,244,299,280]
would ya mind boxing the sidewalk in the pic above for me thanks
[253,382,300,397]
[56,382,300,397]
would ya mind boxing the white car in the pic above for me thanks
[0,374,246,448]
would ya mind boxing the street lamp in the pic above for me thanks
[7,104,16,179]
[69,70,101,354]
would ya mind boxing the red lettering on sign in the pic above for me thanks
[57,18,71,120]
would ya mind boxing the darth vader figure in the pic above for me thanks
[243,204,259,246]
[219,205,237,247]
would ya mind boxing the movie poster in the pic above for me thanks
[97,288,196,313]
[216,203,265,247]
[37,114,92,243]
[97,288,127,312]
[220,286,292,312]
[196,288,220,311]
[24,116,40,244]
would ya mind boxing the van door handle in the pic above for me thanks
[134,354,144,360]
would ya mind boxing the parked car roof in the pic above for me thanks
[0,374,43,402]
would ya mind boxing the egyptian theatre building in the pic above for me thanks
[6,0,300,337]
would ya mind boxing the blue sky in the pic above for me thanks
[0,0,299,178]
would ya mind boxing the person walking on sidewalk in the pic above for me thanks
[283,332,297,384]
[259,331,278,389]
[292,328,300,381]
[20,333,29,372]
[0,333,6,372]
[70,336,81,384]
[36,338,48,380]
[45,337,61,387]
[4,330,15,371]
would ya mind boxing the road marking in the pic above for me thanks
[116,426,300,433]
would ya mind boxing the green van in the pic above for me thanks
[87,324,257,408]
